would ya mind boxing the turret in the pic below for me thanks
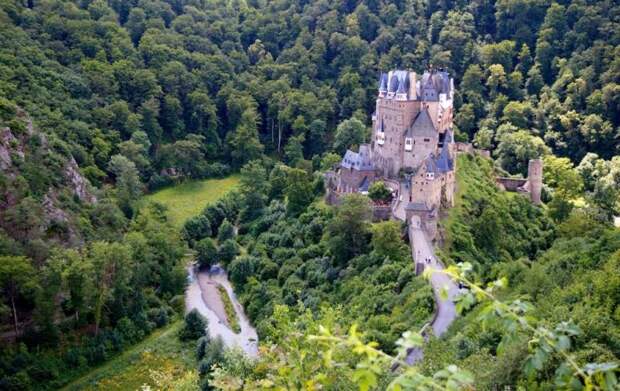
[378,73,388,97]
[395,75,408,100]
[528,159,543,205]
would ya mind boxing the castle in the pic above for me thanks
[326,68,543,238]
[327,68,457,237]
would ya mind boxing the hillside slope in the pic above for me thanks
[0,105,96,258]
[421,154,620,389]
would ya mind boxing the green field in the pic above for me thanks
[142,175,240,228]
[61,321,195,391]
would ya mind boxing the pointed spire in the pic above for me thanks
[378,73,388,92]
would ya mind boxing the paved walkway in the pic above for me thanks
[400,215,460,364]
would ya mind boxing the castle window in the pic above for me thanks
[424,138,430,142]
[404,137,413,151]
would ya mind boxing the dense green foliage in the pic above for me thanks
[443,154,555,278]
[183,158,433,356]
[1,0,619,388]
[0,203,187,390]
[209,153,618,390]
[1,0,618,192]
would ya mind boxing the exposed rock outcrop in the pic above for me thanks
[0,111,96,247]
[65,156,97,203]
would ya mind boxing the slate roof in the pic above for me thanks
[421,70,451,93]
[359,176,370,192]
[382,70,411,96]
[340,145,374,171]
[378,73,388,92]
[425,155,439,174]
[435,129,454,173]
[420,70,451,101]
[405,109,436,138]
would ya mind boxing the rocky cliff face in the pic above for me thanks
[0,111,96,249]
[0,126,24,172]
[64,156,97,204]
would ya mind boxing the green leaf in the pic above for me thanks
[439,286,449,301]
[557,335,571,351]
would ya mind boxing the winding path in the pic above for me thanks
[392,188,460,364]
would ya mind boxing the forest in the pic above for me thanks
[0,0,618,389]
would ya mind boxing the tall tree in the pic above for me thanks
[89,242,133,335]
[228,107,264,167]
[0,256,36,335]
[333,118,366,155]
[285,167,314,216]
[328,194,372,265]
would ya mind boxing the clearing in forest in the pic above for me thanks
[142,175,240,228]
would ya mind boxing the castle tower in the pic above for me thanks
[528,159,543,205]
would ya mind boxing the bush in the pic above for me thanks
[218,239,239,267]
[196,238,218,269]
[217,219,235,242]
[228,255,259,285]
[206,162,230,178]
[198,336,224,377]
[147,173,174,191]
[116,317,140,347]
[368,181,392,203]
[1,370,32,391]
[196,335,211,360]
[169,295,185,314]
[179,309,208,341]
[148,307,169,327]
[183,215,212,243]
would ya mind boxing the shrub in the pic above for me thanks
[179,309,208,341]
[228,255,259,285]
[218,239,239,266]
[116,317,139,347]
[196,238,218,269]
[148,307,169,327]
[169,295,185,314]
[368,181,392,203]
[196,335,211,360]
[217,219,235,242]
[198,337,224,377]
[206,162,230,178]
[183,215,212,243]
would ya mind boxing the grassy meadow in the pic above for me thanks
[142,175,240,228]
[61,321,195,391]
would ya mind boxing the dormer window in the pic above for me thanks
[426,172,435,180]
[404,137,413,151]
